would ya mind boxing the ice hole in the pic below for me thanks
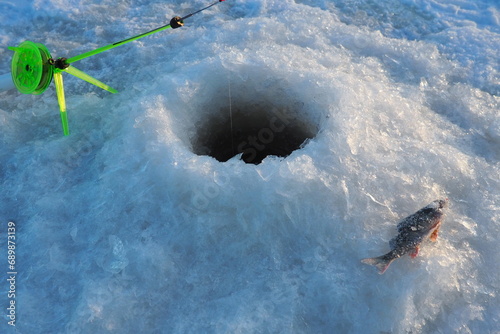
[192,101,318,164]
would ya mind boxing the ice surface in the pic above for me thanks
[0,0,499,333]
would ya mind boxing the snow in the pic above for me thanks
[0,0,499,333]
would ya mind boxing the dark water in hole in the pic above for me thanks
[192,105,317,164]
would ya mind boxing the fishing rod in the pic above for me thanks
[6,0,227,136]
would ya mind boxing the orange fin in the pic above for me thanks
[430,227,440,242]
[410,246,419,258]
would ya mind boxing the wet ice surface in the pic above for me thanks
[0,0,499,333]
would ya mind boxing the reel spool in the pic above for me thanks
[9,41,54,95]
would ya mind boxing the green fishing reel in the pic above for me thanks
[9,41,54,95]
[7,0,226,136]
[8,40,117,136]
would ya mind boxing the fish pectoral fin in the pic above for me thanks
[429,227,440,242]
[410,246,419,258]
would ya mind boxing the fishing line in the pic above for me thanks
[228,72,234,155]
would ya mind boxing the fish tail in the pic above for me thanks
[361,255,394,274]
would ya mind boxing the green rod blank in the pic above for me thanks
[66,24,173,64]
[65,0,225,64]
